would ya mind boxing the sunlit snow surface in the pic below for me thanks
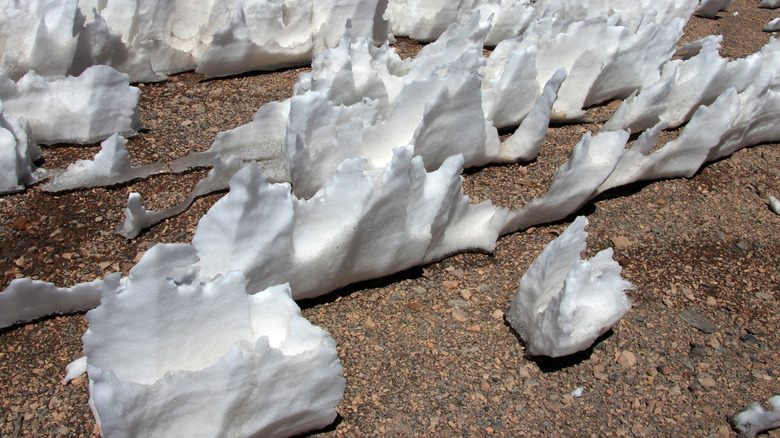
[506,216,633,357]
[734,396,780,437]
[83,244,344,438]
[0,0,780,436]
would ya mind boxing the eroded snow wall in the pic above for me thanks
[506,216,633,357]
[604,37,780,132]
[0,66,140,144]
[194,146,508,300]
[0,103,41,194]
[384,0,697,44]
[0,0,389,82]
[83,244,344,438]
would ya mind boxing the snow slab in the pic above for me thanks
[733,395,780,437]
[506,216,633,357]
[83,243,344,438]
[0,274,120,328]
[194,146,508,300]
[764,18,780,32]
[0,66,140,144]
[0,104,42,194]
[41,134,165,191]
[117,155,243,239]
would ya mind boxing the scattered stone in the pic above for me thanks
[460,290,472,301]
[736,240,748,250]
[697,375,717,389]
[611,236,632,251]
[478,284,491,293]
[451,308,469,322]
[442,280,459,290]
[756,292,775,301]
[405,302,425,312]
[448,299,471,309]
[491,309,504,320]
[679,309,717,333]
[466,325,481,332]
[364,317,377,329]
[689,343,707,359]
[705,335,722,349]
[740,333,762,345]
[11,217,28,231]
[617,351,638,368]
[412,286,427,295]
[448,268,465,279]
[706,296,717,306]
[668,385,682,396]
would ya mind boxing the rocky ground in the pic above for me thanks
[1,1,779,436]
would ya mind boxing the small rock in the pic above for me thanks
[697,375,717,389]
[736,241,748,250]
[756,292,774,301]
[405,302,425,312]
[11,217,28,231]
[460,290,472,301]
[617,351,638,368]
[739,333,761,345]
[689,343,707,359]
[491,309,504,320]
[478,284,492,293]
[611,236,632,251]
[705,335,721,349]
[448,268,464,279]
[706,296,717,306]
[364,317,376,329]
[442,280,459,290]
[448,299,471,309]
[412,286,427,295]
[679,309,717,333]
[594,371,609,380]
[668,385,681,396]
[466,325,481,332]
[451,308,469,322]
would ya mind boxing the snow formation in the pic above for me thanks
[0,103,41,194]
[0,274,119,328]
[1,0,389,82]
[41,134,165,191]
[506,216,633,357]
[83,243,344,438]
[0,66,140,144]
[194,147,507,300]
[733,395,780,437]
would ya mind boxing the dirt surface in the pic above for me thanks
[1,1,779,436]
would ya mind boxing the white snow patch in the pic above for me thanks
[42,134,165,191]
[0,66,140,144]
[0,274,120,328]
[83,243,345,438]
[506,216,633,357]
[734,396,780,437]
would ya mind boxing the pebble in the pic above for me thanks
[611,236,632,251]
[460,290,472,300]
[448,299,471,309]
[442,280,459,290]
[364,317,376,329]
[451,308,469,322]
[679,309,717,333]
[739,333,761,345]
[405,302,425,312]
[617,351,638,369]
[697,375,717,389]
[491,309,504,320]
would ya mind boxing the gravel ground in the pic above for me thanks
[1,1,779,436]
